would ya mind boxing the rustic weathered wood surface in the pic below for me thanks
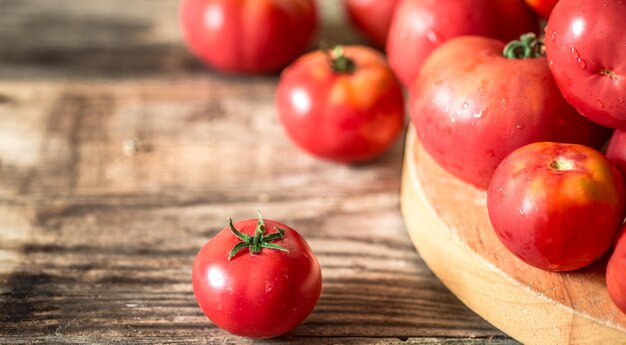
[401,129,626,345]
[0,1,518,344]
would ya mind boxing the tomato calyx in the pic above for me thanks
[328,46,356,74]
[549,158,575,171]
[503,33,545,59]
[227,212,289,260]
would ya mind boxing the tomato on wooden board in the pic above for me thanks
[409,34,610,189]
[276,45,405,163]
[179,0,317,74]
[192,213,322,339]
[488,142,626,271]
[344,0,400,49]
[544,0,626,128]
[524,0,559,18]
[386,0,538,86]
[608,229,626,314]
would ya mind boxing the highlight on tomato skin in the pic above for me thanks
[276,45,405,164]
[608,229,626,315]
[179,0,317,74]
[486,142,626,272]
[192,213,322,339]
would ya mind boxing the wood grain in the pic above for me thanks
[401,128,626,345]
[0,0,515,343]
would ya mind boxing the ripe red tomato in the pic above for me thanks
[488,142,626,271]
[345,0,400,49]
[544,0,626,128]
[192,213,322,339]
[608,229,626,314]
[386,0,538,86]
[276,45,405,163]
[410,35,609,189]
[179,0,317,74]
[606,129,626,180]
[524,0,559,18]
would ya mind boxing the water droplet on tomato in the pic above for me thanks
[577,58,586,69]
[450,117,456,123]
[426,30,438,43]
[577,1,583,8]
[619,97,625,103]
[516,124,525,130]
[551,31,557,42]
[571,46,580,59]
[501,98,507,103]
[549,60,554,67]
[462,102,469,109]
[596,99,605,108]
[486,150,495,157]
[518,209,525,216]
[586,90,592,96]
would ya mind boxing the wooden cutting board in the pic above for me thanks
[400,127,626,345]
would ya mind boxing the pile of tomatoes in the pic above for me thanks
[180,0,626,339]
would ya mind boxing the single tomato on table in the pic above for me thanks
[386,0,538,86]
[277,45,405,163]
[608,228,626,314]
[192,212,322,339]
[545,0,626,128]
[487,142,626,271]
[179,0,317,74]
[409,34,609,189]
[344,0,400,49]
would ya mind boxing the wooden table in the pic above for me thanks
[0,1,518,344]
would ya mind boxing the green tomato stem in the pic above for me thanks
[329,45,356,74]
[227,212,289,260]
[503,33,545,59]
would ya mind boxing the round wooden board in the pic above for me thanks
[400,127,626,345]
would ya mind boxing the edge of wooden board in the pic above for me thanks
[400,128,626,345]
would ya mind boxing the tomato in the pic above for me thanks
[524,0,559,18]
[345,0,400,49]
[606,129,626,180]
[179,0,317,74]
[192,213,322,339]
[608,228,626,314]
[276,45,405,163]
[544,0,626,128]
[488,142,626,271]
[409,35,609,189]
[386,0,538,86]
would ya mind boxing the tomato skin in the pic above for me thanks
[276,46,405,163]
[386,0,538,86]
[192,218,322,339]
[487,142,626,271]
[345,0,400,49]
[608,229,626,314]
[524,0,559,18]
[606,129,626,180]
[544,0,626,128]
[410,36,609,189]
[179,0,317,74]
